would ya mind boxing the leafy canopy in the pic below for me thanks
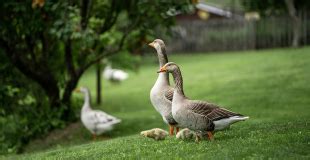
[0,0,192,154]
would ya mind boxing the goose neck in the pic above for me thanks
[171,68,185,96]
[156,47,168,67]
[156,72,170,86]
[82,90,91,111]
[156,46,169,83]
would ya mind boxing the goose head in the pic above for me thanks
[157,62,179,73]
[74,86,89,94]
[148,39,166,52]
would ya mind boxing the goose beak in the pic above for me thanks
[74,88,81,93]
[157,67,167,73]
[148,42,155,48]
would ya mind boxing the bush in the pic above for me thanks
[0,53,66,154]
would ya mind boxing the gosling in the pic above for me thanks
[140,128,169,140]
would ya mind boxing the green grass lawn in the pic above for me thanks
[5,47,310,159]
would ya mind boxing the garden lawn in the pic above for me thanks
[4,47,310,159]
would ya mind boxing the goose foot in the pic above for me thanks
[207,131,214,141]
[169,125,174,136]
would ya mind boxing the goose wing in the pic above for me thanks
[189,101,243,121]
[164,87,174,102]
[87,110,121,125]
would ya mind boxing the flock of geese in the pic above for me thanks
[148,39,249,141]
[74,39,248,141]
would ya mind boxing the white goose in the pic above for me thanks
[148,39,179,135]
[158,62,249,141]
[103,65,129,83]
[75,87,121,139]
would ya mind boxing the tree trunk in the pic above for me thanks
[96,62,102,104]
[61,77,80,121]
[42,80,61,108]
[285,0,301,47]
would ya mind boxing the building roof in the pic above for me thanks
[167,1,234,18]
[196,2,232,18]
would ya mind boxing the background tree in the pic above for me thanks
[0,0,191,119]
[242,0,310,47]
[0,0,191,154]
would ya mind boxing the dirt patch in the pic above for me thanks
[24,122,84,153]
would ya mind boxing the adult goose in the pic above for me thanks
[158,62,249,141]
[148,39,179,135]
[75,87,121,139]
[103,64,129,83]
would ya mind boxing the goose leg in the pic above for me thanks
[207,131,214,141]
[176,127,180,134]
[195,133,200,143]
[92,134,97,140]
[169,125,174,136]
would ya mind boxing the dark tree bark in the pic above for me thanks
[80,0,92,30]
[61,77,80,121]
[61,38,81,120]
[285,0,301,47]
[96,63,102,104]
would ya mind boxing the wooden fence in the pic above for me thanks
[164,12,310,53]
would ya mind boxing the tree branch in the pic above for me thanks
[0,38,60,107]
[25,35,37,64]
[40,32,48,56]
[78,1,122,62]
[285,0,297,18]
[78,15,141,74]
[65,38,76,77]
[78,29,131,74]
[285,0,301,47]
[0,39,38,81]
[80,0,92,30]
[99,1,119,34]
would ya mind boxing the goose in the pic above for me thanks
[140,128,169,140]
[148,39,179,135]
[176,128,196,140]
[74,87,121,139]
[158,62,249,141]
[103,65,129,83]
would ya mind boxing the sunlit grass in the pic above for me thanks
[6,47,310,159]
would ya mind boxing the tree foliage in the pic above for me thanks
[0,0,191,154]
